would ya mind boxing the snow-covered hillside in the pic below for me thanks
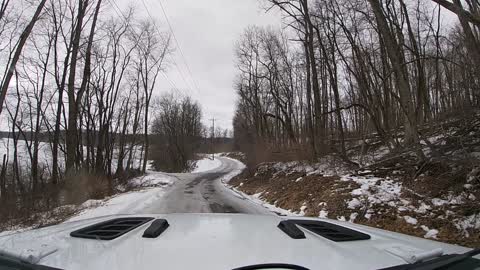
[228,159,480,248]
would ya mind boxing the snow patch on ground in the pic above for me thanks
[342,175,403,210]
[403,216,418,225]
[319,210,329,218]
[68,172,175,222]
[192,157,222,173]
[455,214,480,237]
[420,225,439,239]
[263,159,349,178]
[0,227,33,238]
[231,157,478,242]
[219,157,246,184]
[414,203,431,214]
[431,194,464,206]
[299,204,308,215]
[131,172,175,187]
[347,198,362,209]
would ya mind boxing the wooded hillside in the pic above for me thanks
[233,0,480,166]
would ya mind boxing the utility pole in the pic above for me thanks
[210,118,215,160]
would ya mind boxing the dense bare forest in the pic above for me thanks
[229,0,480,246]
[0,0,175,222]
[233,0,479,166]
[150,93,203,172]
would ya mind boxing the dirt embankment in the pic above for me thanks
[230,161,480,248]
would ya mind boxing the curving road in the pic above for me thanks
[141,157,272,215]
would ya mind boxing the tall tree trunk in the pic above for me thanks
[367,0,425,160]
[301,0,323,152]
[400,0,429,124]
[0,154,6,202]
[315,24,347,159]
[52,6,74,184]
[0,0,47,116]
[116,106,129,175]
[32,49,51,191]
[142,102,150,173]
[303,38,316,158]
[66,0,88,173]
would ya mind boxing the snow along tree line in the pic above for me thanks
[0,0,174,220]
[233,0,480,165]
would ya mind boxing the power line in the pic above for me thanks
[161,71,178,90]
[106,0,124,21]
[140,0,195,96]
[107,0,181,95]
[172,60,195,94]
[151,0,201,96]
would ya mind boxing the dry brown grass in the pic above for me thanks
[242,141,315,173]
[62,171,112,204]
[231,167,357,218]
[0,168,143,233]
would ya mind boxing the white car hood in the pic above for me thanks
[0,214,476,270]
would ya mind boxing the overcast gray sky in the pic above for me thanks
[117,0,283,131]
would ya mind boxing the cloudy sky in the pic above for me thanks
[115,0,283,131]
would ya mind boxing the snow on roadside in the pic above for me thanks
[68,172,175,221]
[0,205,78,237]
[0,226,33,237]
[70,156,240,222]
[131,172,175,187]
[0,171,177,236]
[220,158,303,216]
[1,156,231,235]
[455,214,480,237]
[227,159,478,242]
[235,191,301,216]
[192,157,222,173]
[219,157,246,184]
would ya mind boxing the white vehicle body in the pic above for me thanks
[0,214,477,270]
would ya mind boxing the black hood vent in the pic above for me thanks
[71,217,154,240]
[278,219,370,242]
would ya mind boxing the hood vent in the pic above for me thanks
[71,217,154,240]
[278,220,370,242]
[278,220,306,239]
[142,219,170,238]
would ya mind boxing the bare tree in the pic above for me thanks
[0,0,48,116]
[151,93,203,172]
[132,21,171,173]
[234,0,478,165]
